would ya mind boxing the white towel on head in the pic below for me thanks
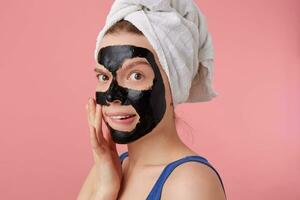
[94,0,218,106]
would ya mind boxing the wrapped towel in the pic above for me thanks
[94,0,218,106]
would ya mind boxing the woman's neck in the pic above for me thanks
[125,118,191,168]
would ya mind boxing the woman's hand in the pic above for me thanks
[86,97,122,199]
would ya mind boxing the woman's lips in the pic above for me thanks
[109,115,136,125]
[105,112,136,117]
[105,112,137,126]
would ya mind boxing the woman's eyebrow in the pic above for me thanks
[93,60,150,73]
[93,67,108,74]
[122,60,150,69]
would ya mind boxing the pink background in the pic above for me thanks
[0,0,299,199]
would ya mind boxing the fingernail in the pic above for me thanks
[89,97,93,104]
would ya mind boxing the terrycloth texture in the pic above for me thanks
[94,0,218,106]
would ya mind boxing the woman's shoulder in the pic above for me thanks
[161,153,226,200]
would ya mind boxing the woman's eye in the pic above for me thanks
[96,74,109,82]
[129,72,144,81]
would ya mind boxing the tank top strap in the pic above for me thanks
[118,152,226,200]
[146,155,226,200]
[119,151,128,165]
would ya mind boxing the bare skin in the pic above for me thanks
[77,32,226,200]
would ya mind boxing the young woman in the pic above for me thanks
[78,1,226,200]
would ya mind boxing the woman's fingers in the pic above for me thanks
[86,97,105,158]
[94,103,105,146]
[86,97,117,158]
[88,125,103,155]
[104,123,117,152]
[88,98,96,127]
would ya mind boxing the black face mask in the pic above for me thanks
[95,45,166,144]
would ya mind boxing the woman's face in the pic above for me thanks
[95,32,173,144]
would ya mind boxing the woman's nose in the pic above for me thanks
[105,97,122,105]
[105,80,126,104]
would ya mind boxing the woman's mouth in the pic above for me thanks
[105,112,137,125]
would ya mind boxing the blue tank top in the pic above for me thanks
[119,151,226,200]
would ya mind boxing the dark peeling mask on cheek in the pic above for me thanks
[95,45,167,144]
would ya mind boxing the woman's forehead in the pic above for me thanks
[99,33,156,56]
[97,33,166,78]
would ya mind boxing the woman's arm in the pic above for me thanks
[77,164,96,200]
[77,164,119,200]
